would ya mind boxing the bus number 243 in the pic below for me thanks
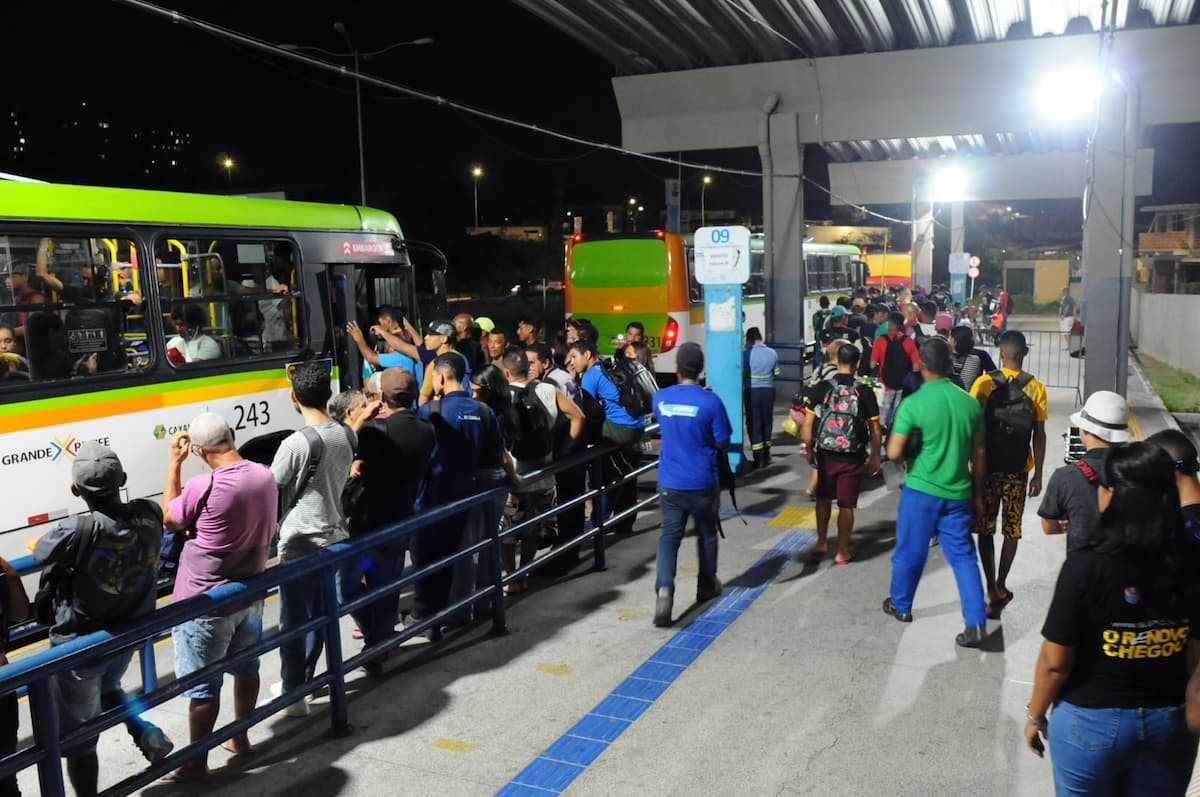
[233,401,271,430]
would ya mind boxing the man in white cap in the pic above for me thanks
[1038,390,1131,552]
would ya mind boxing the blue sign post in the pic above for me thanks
[948,251,970,308]
[695,226,751,474]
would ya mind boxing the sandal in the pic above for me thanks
[834,553,853,566]
[986,589,1014,620]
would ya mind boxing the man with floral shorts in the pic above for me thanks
[969,331,1047,620]
[161,412,277,782]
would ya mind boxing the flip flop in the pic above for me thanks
[807,547,827,564]
[222,739,253,756]
[162,767,210,783]
[834,554,853,566]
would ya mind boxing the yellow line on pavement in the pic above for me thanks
[1128,405,1144,441]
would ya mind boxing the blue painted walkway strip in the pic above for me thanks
[497,532,814,796]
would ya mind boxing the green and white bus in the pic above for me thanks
[0,181,427,544]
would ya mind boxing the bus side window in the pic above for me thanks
[156,236,302,367]
[0,234,145,386]
[686,247,702,303]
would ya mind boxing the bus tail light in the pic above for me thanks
[572,233,584,243]
[654,230,665,239]
[661,317,679,353]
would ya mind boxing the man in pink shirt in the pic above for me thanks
[160,412,277,782]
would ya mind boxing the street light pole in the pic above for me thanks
[334,22,366,206]
[471,165,483,231]
[701,174,712,227]
[279,34,431,208]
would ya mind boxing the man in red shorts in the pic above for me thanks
[802,343,881,564]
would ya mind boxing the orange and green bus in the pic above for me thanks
[863,251,912,289]
[0,180,432,547]
[565,232,862,375]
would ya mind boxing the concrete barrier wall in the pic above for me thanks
[1135,290,1200,374]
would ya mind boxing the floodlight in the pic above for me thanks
[1035,68,1101,122]
[931,165,967,202]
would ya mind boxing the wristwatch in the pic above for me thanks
[1025,706,1047,728]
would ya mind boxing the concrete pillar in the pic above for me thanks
[1081,80,1134,398]
[950,202,965,254]
[761,111,805,375]
[911,193,934,293]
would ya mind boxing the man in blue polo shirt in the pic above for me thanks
[651,342,731,627]
[567,341,646,536]
[409,353,511,638]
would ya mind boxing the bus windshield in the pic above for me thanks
[570,239,666,287]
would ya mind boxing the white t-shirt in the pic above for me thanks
[259,276,290,344]
[167,334,222,362]
[509,380,559,422]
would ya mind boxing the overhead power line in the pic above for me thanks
[111,0,909,225]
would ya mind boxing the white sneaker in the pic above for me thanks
[268,681,284,699]
[136,726,174,764]
[284,699,311,718]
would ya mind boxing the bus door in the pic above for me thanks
[326,261,419,391]
[325,264,360,392]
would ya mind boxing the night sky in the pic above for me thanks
[2,1,1195,237]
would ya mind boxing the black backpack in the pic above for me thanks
[983,370,1036,473]
[880,336,912,390]
[507,382,555,462]
[600,357,655,418]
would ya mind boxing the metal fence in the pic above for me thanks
[0,435,659,796]
[976,327,1083,405]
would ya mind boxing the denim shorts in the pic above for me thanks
[173,602,264,700]
[52,649,135,755]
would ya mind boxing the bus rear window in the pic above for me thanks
[571,240,667,288]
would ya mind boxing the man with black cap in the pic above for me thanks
[369,319,470,407]
[1039,390,1130,552]
[651,341,732,627]
[349,367,435,666]
[33,443,172,793]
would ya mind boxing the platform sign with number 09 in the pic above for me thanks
[694,225,751,285]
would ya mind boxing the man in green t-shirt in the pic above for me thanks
[882,337,990,648]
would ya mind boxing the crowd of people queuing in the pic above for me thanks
[5,274,1199,795]
[785,281,1200,794]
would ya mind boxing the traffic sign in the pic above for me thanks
[967,265,981,279]
[969,255,981,268]
[694,226,751,285]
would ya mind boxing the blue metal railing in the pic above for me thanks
[0,433,659,796]
[766,341,813,384]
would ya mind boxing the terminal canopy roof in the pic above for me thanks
[515,0,1199,163]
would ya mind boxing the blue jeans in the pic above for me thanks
[173,602,264,699]
[350,538,408,646]
[1049,701,1197,796]
[656,488,720,594]
[888,485,987,627]
[279,558,362,693]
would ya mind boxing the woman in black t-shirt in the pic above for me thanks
[1025,443,1198,795]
